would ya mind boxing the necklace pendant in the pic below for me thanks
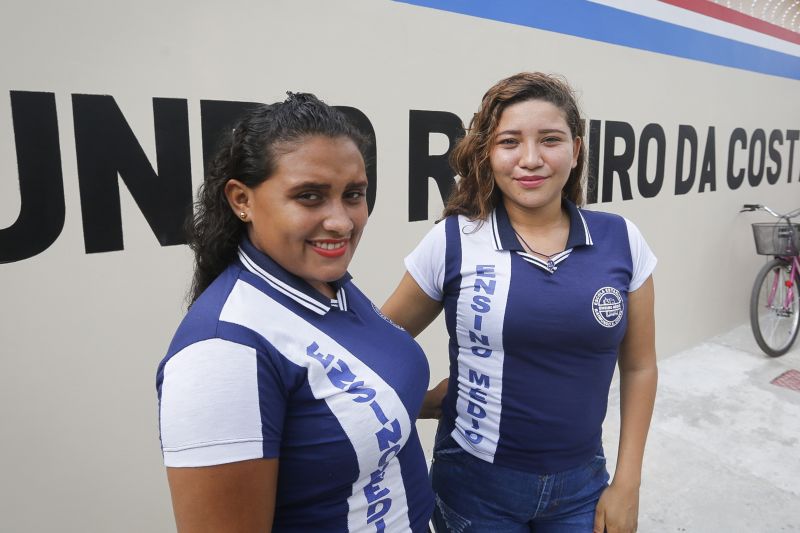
[546,259,556,273]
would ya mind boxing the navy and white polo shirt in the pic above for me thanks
[157,238,434,532]
[406,200,656,474]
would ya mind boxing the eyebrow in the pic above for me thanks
[287,179,368,192]
[495,128,569,136]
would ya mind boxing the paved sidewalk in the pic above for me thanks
[603,324,800,532]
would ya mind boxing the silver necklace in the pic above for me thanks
[513,229,559,273]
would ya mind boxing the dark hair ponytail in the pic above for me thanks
[186,93,368,304]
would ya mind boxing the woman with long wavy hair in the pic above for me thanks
[383,72,658,533]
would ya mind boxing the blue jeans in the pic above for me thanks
[430,434,609,532]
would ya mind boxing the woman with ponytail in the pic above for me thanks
[157,93,434,532]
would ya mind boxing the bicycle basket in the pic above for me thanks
[751,222,800,256]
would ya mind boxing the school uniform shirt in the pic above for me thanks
[157,238,434,532]
[406,199,657,474]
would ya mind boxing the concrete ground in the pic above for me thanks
[603,324,800,532]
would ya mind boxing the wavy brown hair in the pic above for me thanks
[443,72,586,221]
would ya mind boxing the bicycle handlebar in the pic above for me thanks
[741,204,800,219]
[740,204,762,212]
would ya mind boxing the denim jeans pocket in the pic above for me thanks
[583,454,610,492]
[589,454,607,473]
[574,454,608,488]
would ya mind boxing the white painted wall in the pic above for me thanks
[1,1,798,530]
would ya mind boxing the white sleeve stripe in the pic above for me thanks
[624,217,657,291]
[404,257,442,301]
[163,441,265,468]
[404,221,447,302]
[160,338,263,467]
[162,437,263,452]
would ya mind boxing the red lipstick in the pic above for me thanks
[309,240,348,258]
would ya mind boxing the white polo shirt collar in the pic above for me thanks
[237,237,351,315]
[490,198,594,252]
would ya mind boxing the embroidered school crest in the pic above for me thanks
[592,287,624,328]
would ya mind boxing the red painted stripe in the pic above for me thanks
[658,0,800,45]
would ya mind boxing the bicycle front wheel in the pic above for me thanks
[750,258,800,357]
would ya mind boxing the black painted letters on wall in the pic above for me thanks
[1,90,798,263]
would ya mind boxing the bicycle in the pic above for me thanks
[740,204,800,357]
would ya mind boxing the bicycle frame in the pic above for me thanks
[742,203,800,356]
[767,256,799,313]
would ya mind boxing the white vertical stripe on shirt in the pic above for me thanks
[451,215,509,463]
[220,280,412,533]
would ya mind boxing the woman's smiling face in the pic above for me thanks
[489,98,581,217]
[241,135,368,296]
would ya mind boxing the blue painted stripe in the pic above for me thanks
[395,0,800,80]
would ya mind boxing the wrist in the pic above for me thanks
[610,474,641,491]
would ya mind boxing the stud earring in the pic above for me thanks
[239,212,246,220]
